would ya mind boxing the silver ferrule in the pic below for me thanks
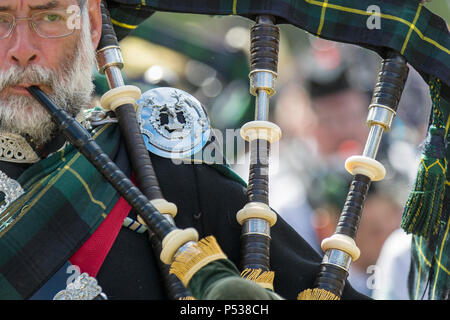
[96,46,124,74]
[257,15,276,25]
[322,249,353,272]
[249,70,277,97]
[242,218,271,238]
[367,104,396,131]
[255,90,270,121]
[362,124,384,159]
[104,66,125,89]
[173,240,198,260]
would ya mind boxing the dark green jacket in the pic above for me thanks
[96,137,368,300]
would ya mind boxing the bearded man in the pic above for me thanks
[0,0,368,300]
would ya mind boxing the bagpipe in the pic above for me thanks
[28,0,449,300]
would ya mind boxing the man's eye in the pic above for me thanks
[43,14,62,22]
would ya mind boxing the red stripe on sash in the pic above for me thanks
[69,196,132,277]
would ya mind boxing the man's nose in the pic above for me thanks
[7,21,40,67]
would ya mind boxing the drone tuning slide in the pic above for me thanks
[298,51,409,300]
[235,14,282,291]
[95,0,197,299]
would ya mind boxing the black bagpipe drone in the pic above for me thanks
[28,0,449,300]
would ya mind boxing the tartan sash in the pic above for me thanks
[0,123,122,299]
[106,0,450,100]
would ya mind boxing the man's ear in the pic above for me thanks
[87,0,103,50]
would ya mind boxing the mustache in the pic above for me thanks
[0,65,74,97]
[0,65,61,92]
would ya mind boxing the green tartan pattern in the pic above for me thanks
[411,228,450,300]
[0,117,249,299]
[408,96,450,300]
[0,123,122,299]
[106,0,450,99]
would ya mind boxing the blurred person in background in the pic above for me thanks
[269,38,373,251]
[269,37,431,297]
[307,169,403,296]
[371,228,412,300]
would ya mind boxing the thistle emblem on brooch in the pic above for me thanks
[137,87,210,159]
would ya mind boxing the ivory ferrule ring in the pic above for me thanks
[240,121,282,143]
[236,202,278,227]
[321,233,360,261]
[345,155,386,181]
[160,228,199,264]
[100,85,142,111]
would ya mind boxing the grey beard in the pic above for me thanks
[0,9,96,146]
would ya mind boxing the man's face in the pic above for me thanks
[311,89,369,158]
[0,0,100,145]
[0,0,80,95]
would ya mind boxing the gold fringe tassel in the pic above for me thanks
[297,288,340,300]
[169,236,227,287]
[240,268,275,291]
[179,296,196,300]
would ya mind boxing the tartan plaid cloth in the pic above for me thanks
[0,124,121,299]
[105,0,450,100]
[106,0,450,300]
[409,95,450,300]
[0,120,248,299]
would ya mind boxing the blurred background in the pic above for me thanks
[94,2,449,299]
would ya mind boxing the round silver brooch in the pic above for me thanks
[137,87,211,159]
